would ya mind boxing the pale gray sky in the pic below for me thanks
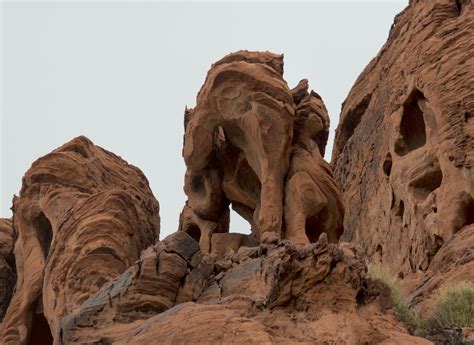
[1,1,407,238]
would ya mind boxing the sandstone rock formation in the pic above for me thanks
[179,51,344,253]
[332,0,474,281]
[0,218,15,321]
[2,3,473,339]
[0,136,160,344]
[285,79,344,244]
[57,232,428,344]
[405,224,474,316]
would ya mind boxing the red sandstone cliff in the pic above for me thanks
[332,0,474,316]
[0,1,473,343]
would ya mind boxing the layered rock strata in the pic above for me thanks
[332,0,474,280]
[0,136,160,344]
[58,232,428,344]
[0,218,15,321]
[180,51,344,252]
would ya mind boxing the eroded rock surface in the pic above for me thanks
[58,232,428,344]
[0,218,15,321]
[332,0,474,281]
[2,24,470,341]
[179,51,344,252]
[0,136,160,344]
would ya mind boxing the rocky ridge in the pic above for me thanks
[0,0,473,343]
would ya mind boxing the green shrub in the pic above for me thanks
[432,281,474,328]
[367,264,419,329]
[368,264,474,339]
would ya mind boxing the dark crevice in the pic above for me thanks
[376,244,383,258]
[185,224,201,243]
[305,214,323,243]
[455,0,462,15]
[458,198,474,231]
[395,200,405,218]
[394,89,427,156]
[382,153,392,177]
[36,212,53,258]
[30,299,53,345]
[88,247,122,261]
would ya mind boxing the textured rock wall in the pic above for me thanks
[57,232,429,344]
[180,51,344,252]
[0,136,160,344]
[0,219,15,321]
[332,0,474,277]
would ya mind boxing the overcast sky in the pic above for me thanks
[1,1,407,238]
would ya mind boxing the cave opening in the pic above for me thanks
[460,198,474,230]
[30,302,53,345]
[394,89,427,156]
[305,214,324,243]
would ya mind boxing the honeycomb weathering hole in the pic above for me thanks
[460,199,474,230]
[305,214,323,243]
[394,89,427,156]
[395,200,405,218]
[338,93,372,150]
[382,153,392,176]
[36,212,53,258]
[185,224,201,242]
[409,163,443,201]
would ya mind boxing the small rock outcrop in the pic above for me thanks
[332,0,474,281]
[0,136,160,344]
[179,51,344,253]
[58,232,428,344]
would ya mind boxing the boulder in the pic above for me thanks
[0,136,160,344]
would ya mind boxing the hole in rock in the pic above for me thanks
[455,0,463,15]
[338,93,372,150]
[185,224,201,243]
[395,200,405,218]
[382,153,392,177]
[36,212,53,258]
[373,244,383,265]
[30,299,53,345]
[376,244,383,257]
[409,162,443,201]
[305,213,324,243]
[394,89,427,156]
[229,209,251,235]
[459,198,474,231]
